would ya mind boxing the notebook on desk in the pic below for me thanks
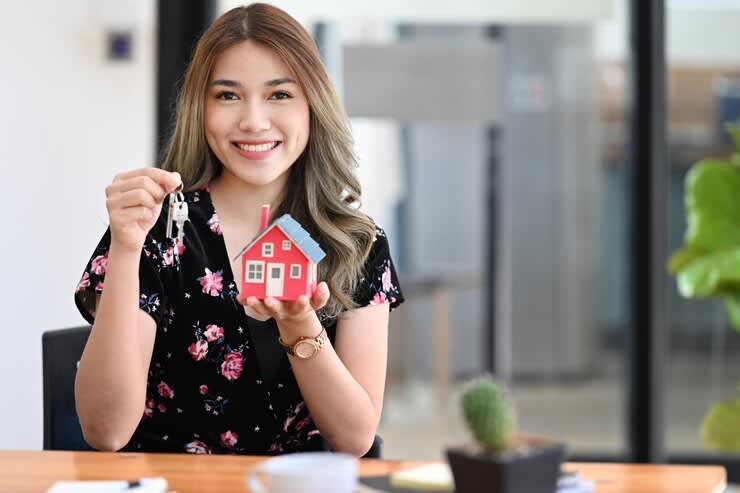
[46,477,168,493]
[357,464,594,493]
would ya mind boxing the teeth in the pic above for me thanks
[238,142,277,152]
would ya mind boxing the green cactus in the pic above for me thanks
[461,375,515,453]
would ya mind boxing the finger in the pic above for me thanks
[244,304,272,322]
[106,175,169,203]
[107,188,159,211]
[113,168,181,192]
[309,282,330,310]
[114,206,157,224]
[262,297,282,316]
[243,298,273,321]
[294,295,311,313]
[247,297,273,316]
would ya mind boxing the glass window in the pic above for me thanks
[245,261,264,283]
[665,1,740,460]
[262,243,273,257]
[283,240,292,250]
[315,8,631,460]
[290,264,301,278]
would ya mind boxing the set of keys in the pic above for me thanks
[165,183,188,247]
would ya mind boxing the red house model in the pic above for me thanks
[234,205,326,300]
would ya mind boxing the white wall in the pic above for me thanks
[0,0,155,449]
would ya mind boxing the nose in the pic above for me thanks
[238,100,271,133]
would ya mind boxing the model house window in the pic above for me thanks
[290,264,301,278]
[246,261,264,283]
[282,240,292,250]
[262,243,273,257]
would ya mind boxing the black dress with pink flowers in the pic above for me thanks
[74,187,403,455]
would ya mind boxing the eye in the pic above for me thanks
[269,91,292,100]
[215,91,239,101]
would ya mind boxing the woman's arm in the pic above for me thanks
[287,304,389,456]
[75,255,157,451]
[241,286,390,456]
[75,168,180,451]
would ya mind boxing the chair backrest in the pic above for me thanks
[42,326,93,450]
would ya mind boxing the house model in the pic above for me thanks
[234,205,326,300]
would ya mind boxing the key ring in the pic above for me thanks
[165,190,186,240]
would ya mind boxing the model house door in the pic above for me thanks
[266,263,284,297]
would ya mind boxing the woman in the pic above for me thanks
[74,3,403,456]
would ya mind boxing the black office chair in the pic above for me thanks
[42,325,384,457]
[42,325,93,450]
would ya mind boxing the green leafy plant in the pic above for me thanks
[461,375,515,453]
[669,122,740,451]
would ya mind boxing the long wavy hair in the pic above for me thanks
[160,3,375,319]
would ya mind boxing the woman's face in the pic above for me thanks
[204,40,310,191]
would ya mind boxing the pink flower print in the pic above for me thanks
[204,324,224,342]
[95,281,104,292]
[382,265,392,292]
[143,398,154,419]
[268,443,284,453]
[91,254,108,275]
[198,268,224,296]
[220,351,244,381]
[188,340,208,361]
[199,384,209,395]
[175,240,186,256]
[158,403,167,413]
[207,213,223,235]
[295,416,311,431]
[157,382,175,399]
[370,292,387,305]
[76,272,90,292]
[184,440,211,455]
[307,429,321,437]
[283,402,306,432]
[220,430,238,448]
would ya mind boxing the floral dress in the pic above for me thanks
[74,187,404,455]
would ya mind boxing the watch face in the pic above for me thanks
[295,340,317,359]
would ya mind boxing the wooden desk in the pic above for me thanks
[0,450,727,493]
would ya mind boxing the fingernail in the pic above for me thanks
[170,172,182,189]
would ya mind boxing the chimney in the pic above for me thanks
[259,204,270,230]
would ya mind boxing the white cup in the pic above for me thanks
[246,452,358,493]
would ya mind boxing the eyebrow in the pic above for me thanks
[210,77,297,88]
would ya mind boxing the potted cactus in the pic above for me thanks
[446,375,565,493]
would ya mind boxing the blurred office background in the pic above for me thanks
[3,0,740,477]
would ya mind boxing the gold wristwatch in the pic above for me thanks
[278,327,328,359]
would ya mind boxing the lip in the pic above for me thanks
[232,140,281,161]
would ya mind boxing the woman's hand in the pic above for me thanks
[105,168,182,252]
[236,282,331,336]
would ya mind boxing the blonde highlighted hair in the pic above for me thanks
[160,3,375,318]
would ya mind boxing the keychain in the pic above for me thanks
[165,183,188,248]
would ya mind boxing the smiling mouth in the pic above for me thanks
[233,141,281,152]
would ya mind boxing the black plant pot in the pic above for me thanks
[446,440,565,493]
